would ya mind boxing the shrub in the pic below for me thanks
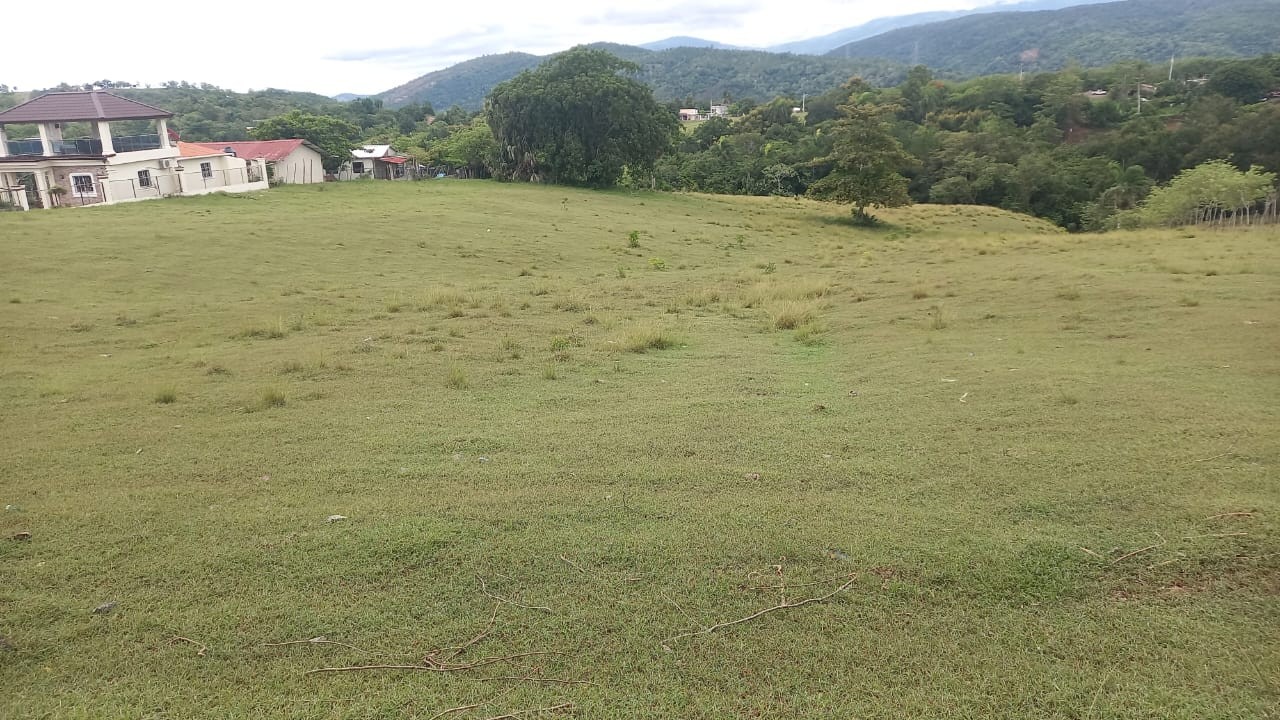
[445,365,470,389]
[621,323,676,353]
[153,388,177,404]
[627,230,641,248]
[260,388,287,409]
[771,301,820,330]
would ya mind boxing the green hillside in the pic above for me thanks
[377,45,906,110]
[827,0,1280,76]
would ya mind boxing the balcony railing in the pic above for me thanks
[111,133,162,152]
[5,138,45,155]
[4,133,163,156]
[52,138,104,155]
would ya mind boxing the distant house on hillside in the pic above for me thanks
[678,108,702,122]
[709,104,729,117]
[0,90,266,210]
[191,139,325,184]
[337,144,412,180]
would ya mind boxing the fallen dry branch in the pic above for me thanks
[1205,512,1256,520]
[1111,536,1167,565]
[663,575,857,647]
[481,702,574,720]
[1182,532,1249,539]
[558,555,586,573]
[473,674,597,686]
[427,702,482,720]
[428,603,500,664]
[262,637,364,653]
[1078,547,1104,560]
[478,575,552,613]
[171,636,207,656]
[744,572,860,592]
[306,651,562,676]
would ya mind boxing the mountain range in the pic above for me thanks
[372,0,1280,109]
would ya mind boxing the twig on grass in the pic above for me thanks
[662,575,857,647]
[473,674,597,686]
[171,636,207,656]
[744,572,862,591]
[1205,512,1256,520]
[428,603,500,664]
[1189,444,1236,464]
[478,575,552,613]
[427,702,483,720]
[558,555,586,573]
[306,651,562,676]
[1182,532,1249,539]
[427,685,520,720]
[261,637,365,653]
[480,702,574,720]
[1078,547,1104,560]
[1111,535,1166,565]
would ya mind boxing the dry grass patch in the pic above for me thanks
[619,322,677,353]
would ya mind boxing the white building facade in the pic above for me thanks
[0,90,267,210]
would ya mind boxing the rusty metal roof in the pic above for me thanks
[0,91,172,123]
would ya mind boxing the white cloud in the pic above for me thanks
[2,0,985,96]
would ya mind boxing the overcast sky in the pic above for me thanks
[6,0,1004,97]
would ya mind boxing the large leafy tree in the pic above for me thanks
[486,48,680,188]
[806,102,913,223]
[251,111,361,173]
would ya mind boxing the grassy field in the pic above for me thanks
[1,181,1277,719]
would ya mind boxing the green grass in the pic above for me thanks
[0,182,1277,719]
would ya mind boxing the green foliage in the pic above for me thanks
[251,111,361,173]
[1207,60,1275,103]
[421,117,499,177]
[486,47,680,187]
[826,0,1280,77]
[806,102,912,220]
[1136,160,1277,227]
[376,45,907,111]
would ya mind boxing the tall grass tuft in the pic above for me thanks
[621,323,677,353]
[153,387,177,404]
[445,364,470,389]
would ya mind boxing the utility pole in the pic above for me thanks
[1168,53,1175,82]
[801,93,807,113]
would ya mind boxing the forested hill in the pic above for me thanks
[826,0,1280,76]
[376,45,906,110]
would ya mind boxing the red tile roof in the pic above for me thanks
[190,139,313,162]
[177,142,225,158]
[0,91,172,123]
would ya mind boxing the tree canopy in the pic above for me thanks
[251,111,361,173]
[806,102,912,222]
[485,48,681,187]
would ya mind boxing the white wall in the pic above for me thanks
[273,146,325,184]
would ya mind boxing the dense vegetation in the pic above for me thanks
[376,44,906,111]
[486,49,680,187]
[828,0,1280,76]
[652,56,1280,230]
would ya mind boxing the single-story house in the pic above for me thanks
[0,90,267,210]
[709,104,729,117]
[191,139,325,184]
[678,109,702,122]
[336,144,412,180]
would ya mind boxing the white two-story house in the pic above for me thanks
[0,90,267,210]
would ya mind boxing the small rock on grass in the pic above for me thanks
[326,515,348,523]
[11,531,31,541]
[92,601,118,615]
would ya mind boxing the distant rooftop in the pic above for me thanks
[190,139,317,161]
[0,91,172,124]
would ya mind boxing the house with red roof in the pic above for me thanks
[337,144,413,181]
[187,139,325,184]
[0,90,267,210]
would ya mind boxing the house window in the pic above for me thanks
[352,161,365,174]
[137,169,152,188]
[70,173,96,197]
[200,162,213,179]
